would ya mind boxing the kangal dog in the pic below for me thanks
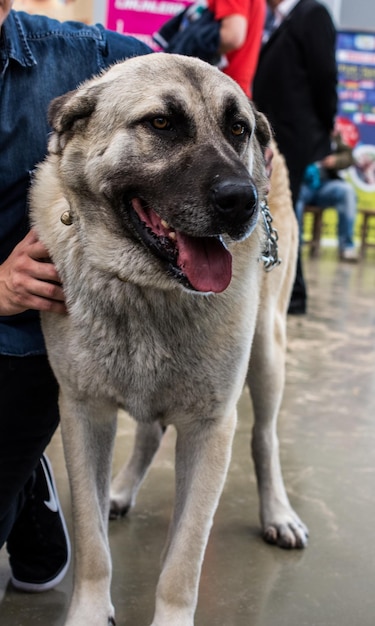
[30,53,308,626]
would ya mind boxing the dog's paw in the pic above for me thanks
[65,610,115,626]
[150,598,194,626]
[109,470,141,519]
[150,618,193,626]
[109,493,134,519]
[262,510,309,549]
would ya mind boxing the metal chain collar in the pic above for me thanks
[259,200,282,272]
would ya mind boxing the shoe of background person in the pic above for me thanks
[7,455,71,592]
[340,247,359,262]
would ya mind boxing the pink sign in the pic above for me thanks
[106,0,192,49]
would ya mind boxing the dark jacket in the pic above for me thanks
[153,7,221,65]
[253,0,338,204]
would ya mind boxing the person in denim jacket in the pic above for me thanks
[0,0,150,592]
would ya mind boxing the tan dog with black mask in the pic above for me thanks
[30,53,307,626]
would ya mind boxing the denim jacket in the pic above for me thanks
[0,10,150,356]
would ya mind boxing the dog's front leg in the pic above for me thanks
[59,392,118,626]
[151,411,237,626]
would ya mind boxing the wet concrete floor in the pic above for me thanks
[1,249,375,626]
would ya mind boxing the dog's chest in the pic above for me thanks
[47,287,252,424]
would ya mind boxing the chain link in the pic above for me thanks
[259,200,282,272]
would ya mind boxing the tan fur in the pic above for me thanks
[30,53,307,626]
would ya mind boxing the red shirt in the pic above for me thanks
[208,0,265,97]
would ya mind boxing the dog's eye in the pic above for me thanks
[151,117,171,131]
[231,122,246,137]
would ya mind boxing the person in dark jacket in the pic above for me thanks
[253,0,338,313]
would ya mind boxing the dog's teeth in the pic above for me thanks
[169,231,177,240]
[161,219,170,229]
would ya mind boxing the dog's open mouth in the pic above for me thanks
[129,197,232,293]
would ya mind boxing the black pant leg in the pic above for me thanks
[0,355,59,548]
[289,171,307,310]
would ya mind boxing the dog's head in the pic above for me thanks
[43,53,272,294]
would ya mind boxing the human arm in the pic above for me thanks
[209,0,250,54]
[0,230,66,316]
[97,24,152,65]
[321,151,353,171]
[321,135,355,172]
[218,13,248,53]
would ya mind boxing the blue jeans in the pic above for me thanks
[296,179,357,251]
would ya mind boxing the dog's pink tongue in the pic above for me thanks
[176,232,232,293]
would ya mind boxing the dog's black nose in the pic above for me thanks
[209,179,258,220]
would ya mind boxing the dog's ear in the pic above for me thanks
[253,109,273,149]
[249,106,274,190]
[48,84,104,153]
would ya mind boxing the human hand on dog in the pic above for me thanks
[0,229,66,316]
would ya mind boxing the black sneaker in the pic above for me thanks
[7,455,71,592]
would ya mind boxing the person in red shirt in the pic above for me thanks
[208,0,266,97]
